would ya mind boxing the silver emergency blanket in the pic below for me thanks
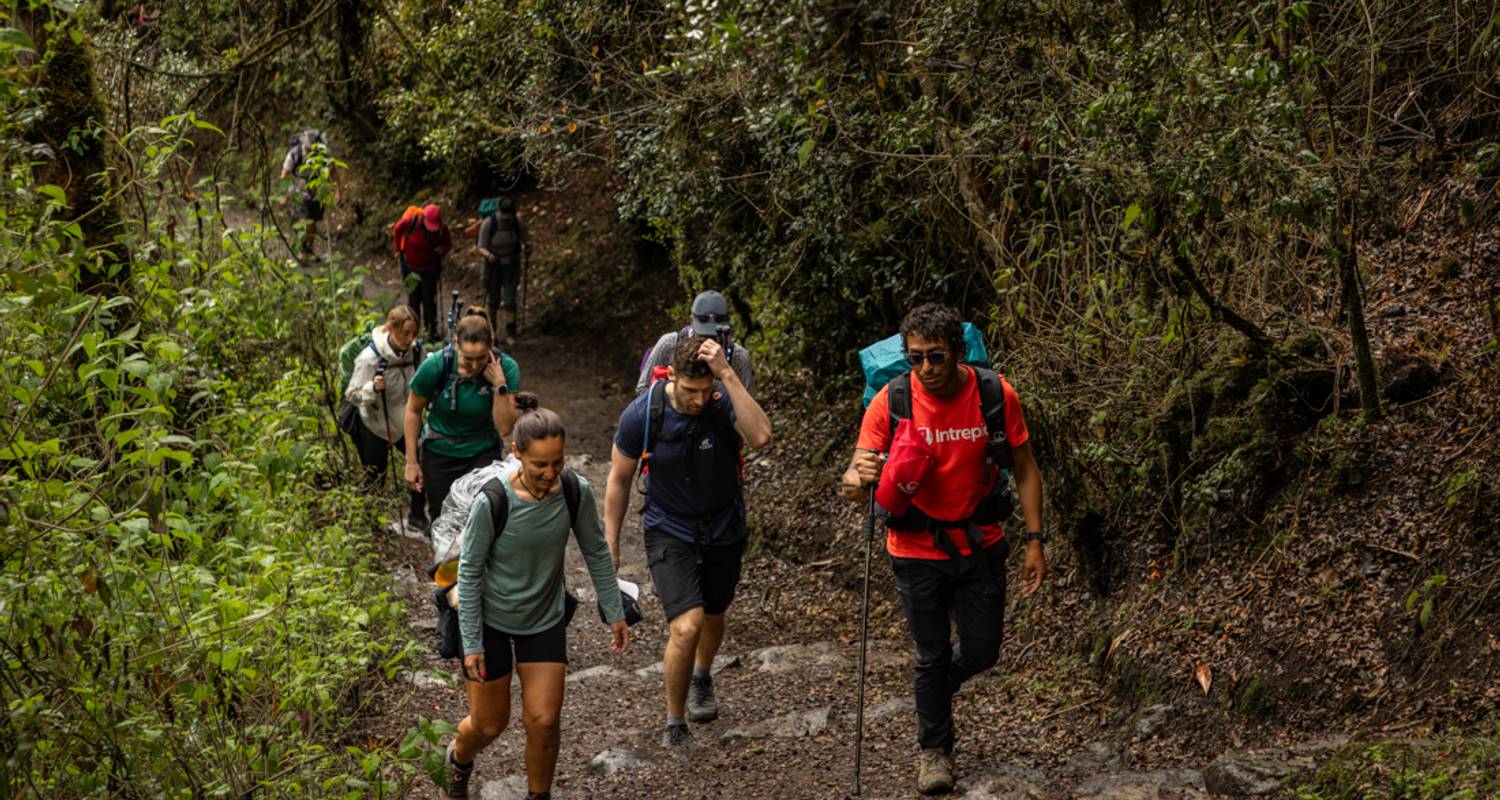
[430,454,519,565]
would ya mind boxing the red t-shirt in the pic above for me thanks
[857,366,1029,560]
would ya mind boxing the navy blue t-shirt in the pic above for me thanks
[614,384,744,545]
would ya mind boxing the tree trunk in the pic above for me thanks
[22,8,132,298]
[1333,204,1382,420]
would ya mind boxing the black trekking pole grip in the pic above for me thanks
[852,485,876,797]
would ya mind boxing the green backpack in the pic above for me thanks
[336,322,378,399]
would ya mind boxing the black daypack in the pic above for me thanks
[883,367,1016,579]
[433,470,583,660]
[286,129,327,179]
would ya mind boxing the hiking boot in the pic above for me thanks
[686,674,718,722]
[406,510,430,534]
[445,742,474,799]
[661,722,691,748]
[916,747,956,795]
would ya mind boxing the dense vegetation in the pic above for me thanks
[369,0,1500,554]
[0,6,453,794]
[3,0,1498,795]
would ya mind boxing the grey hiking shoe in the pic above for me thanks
[661,722,692,748]
[916,747,956,795]
[445,742,474,799]
[686,674,718,722]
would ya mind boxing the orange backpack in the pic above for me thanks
[392,205,425,254]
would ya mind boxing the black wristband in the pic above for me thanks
[1024,530,1045,544]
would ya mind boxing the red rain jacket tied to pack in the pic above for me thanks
[874,417,934,518]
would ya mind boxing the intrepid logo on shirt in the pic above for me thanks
[916,425,988,446]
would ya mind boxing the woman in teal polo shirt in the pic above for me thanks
[403,308,522,525]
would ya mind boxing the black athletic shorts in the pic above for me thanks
[645,529,746,622]
[461,616,568,682]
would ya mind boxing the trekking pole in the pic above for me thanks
[852,485,877,797]
[376,360,399,497]
[520,248,528,336]
[447,290,460,346]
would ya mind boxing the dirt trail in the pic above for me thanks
[346,206,1240,800]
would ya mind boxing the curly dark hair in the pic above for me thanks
[899,303,964,355]
[671,334,715,380]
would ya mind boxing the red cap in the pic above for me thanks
[423,204,441,231]
[874,418,934,517]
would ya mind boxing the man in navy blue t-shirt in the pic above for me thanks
[605,334,772,747]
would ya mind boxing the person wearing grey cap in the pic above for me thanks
[634,290,754,396]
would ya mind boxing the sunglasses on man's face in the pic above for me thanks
[906,350,949,367]
[695,313,730,325]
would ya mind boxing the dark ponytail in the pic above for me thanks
[512,393,565,452]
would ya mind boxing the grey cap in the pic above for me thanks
[689,290,730,336]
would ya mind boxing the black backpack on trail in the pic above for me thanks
[432,470,584,660]
[285,129,328,179]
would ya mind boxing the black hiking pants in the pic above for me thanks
[890,537,1009,752]
[400,259,441,338]
[482,257,520,315]
[418,441,505,523]
[350,415,425,521]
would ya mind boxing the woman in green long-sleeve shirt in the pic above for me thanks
[446,395,630,800]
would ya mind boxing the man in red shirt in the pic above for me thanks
[841,302,1047,796]
[393,204,453,342]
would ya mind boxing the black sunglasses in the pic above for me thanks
[695,313,730,324]
[906,350,949,367]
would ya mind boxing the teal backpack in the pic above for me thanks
[858,321,991,407]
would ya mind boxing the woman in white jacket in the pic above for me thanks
[347,305,426,526]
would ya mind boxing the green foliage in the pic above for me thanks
[0,93,426,794]
[368,0,1498,552]
[1296,734,1500,799]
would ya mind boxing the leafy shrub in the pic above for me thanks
[0,114,425,796]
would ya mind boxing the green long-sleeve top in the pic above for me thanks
[458,472,625,654]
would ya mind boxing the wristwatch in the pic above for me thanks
[1023,530,1045,544]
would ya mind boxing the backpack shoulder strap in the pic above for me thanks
[560,469,582,529]
[480,477,510,537]
[886,371,913,439]
[973,367,1014,470]
[643,379,668,461]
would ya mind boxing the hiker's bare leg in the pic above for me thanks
[455,671,512,763]
[664,607,705,717]
[517,662,565,794]
[694,612,726,672]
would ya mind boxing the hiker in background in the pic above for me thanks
[476,196,529,348]
[279,128,340,251]
[404,308,521,526]
[444,397,630,800]
[604,334,772,747]
[344,305,427,530]
[839,302,1047,796]
[394,204,453,342]
[634,290,753,396]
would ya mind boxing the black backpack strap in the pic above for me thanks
[560,469,582,529]
[642,379,668,466]
[480,477,509,538]
[886,371,913,440]
[973,367,1014,471]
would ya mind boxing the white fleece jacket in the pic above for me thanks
[345,326,421,442]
